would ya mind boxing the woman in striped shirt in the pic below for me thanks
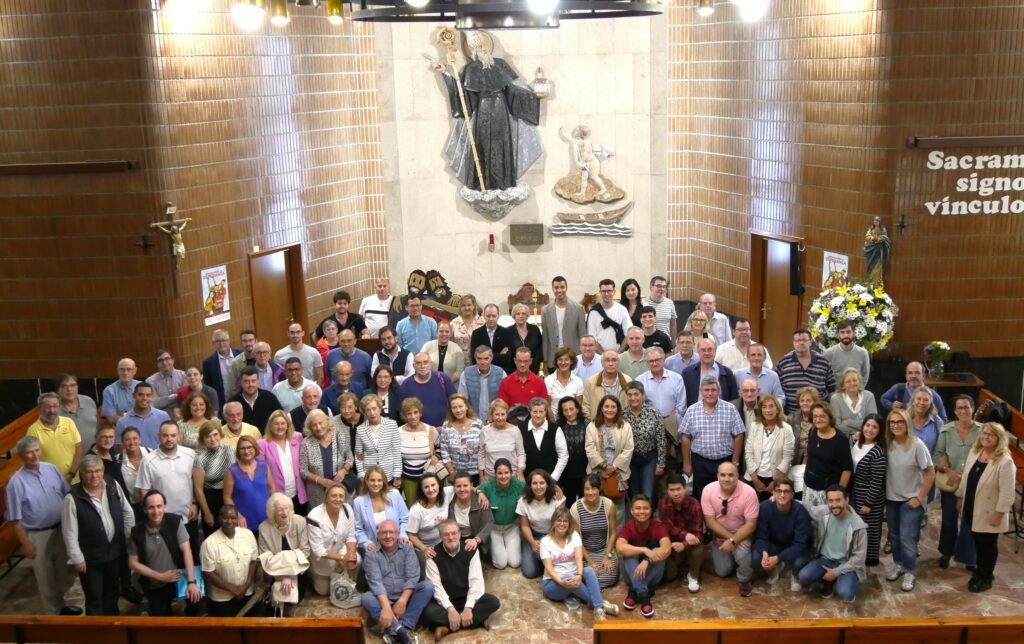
[570,473,619,588]
[398,397,438,506]
[355,394,402,488]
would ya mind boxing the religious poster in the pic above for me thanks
[822,251,849,288]
[201,265,230,326]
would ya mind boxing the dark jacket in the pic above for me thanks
[203,348,241,411]
[470,325,513,372]
[682,361,738,408]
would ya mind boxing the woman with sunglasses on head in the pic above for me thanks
[883,408,935,593]
[956,422,1016,593]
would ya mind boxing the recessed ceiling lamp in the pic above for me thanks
[696,0,714,16]
[406,0,431,8]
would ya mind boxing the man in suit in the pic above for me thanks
[470,303,512,372]
[202,329,240,410]
[541,276,587,374]
[683,337,738,408]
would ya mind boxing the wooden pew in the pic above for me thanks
[0,407,36,580]
[0,615,364,644]
[594,616,1024,644]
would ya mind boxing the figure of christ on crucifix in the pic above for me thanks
[150,218,192,269]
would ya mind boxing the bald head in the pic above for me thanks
[117,358,137,384]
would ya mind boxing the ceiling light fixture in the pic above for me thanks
[734,0,769,22]
[696,0,714,16]
[232,0,266,30]
[349,0,662,29]
[269,0,291,25]
[326,0,345,22]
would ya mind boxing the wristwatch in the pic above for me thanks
[187,580,197,585]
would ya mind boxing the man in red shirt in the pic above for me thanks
[658,473,705,593]
[616,495,670,618]
[498,348,548,408]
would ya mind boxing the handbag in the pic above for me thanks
[602,473,625,500]
[329,566,361,609]
[424,428,449,482]
[935,470,958,493]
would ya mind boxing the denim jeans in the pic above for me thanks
[711,541,753,582]
[886,500,924,572]
[938,490,976,565]
[798,557,859,601]
[622,556,665,595]
[360,579,435,632]
[629,449,658,503]
[521,530,546,579]
[541,567,603,608]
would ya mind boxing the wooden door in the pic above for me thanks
[248,246,307,350]
[760,238,801,360]
[749,235,802,361]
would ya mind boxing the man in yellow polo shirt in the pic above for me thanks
[27,392,83,483]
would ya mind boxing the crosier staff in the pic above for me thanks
[436,26,486,192]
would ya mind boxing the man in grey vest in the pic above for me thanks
[424,520,501,640]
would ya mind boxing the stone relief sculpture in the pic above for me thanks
[550,125,632,238]
[429,28,543,220]
[554,125,625,205]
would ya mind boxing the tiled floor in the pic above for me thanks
[2,509,1023,642]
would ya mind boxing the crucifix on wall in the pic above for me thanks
[150,202,192,270]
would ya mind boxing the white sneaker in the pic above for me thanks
[790,574,803,592]
[901,573,917,592]
[886,565,906,582]
[601,600,620,616]
[564,596,582,611]
[686,573,701,593]
[766,566,782,585]
[594,608,606,621]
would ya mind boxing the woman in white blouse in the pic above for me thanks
[544,347,584,419]
[830,368,878,441]
[307,482,360,595]
[743,395,795,501]
[422,320,465,385]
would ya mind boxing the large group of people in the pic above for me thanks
[6,276,1017,638]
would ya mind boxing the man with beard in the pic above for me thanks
[431,30,541,192]
[371,326,415,385]
[823,320,870,386]
[795,485,867,603]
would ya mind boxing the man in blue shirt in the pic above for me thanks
[361,520,434,644]
[115,382,171,449]
[101,358,141,424]
[4,436,73,613]
[325,329,373,391]
[880,361,947,423]
[396,296,437,355]
[752,478,811,592]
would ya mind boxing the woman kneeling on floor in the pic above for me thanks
[539,507,619,621]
